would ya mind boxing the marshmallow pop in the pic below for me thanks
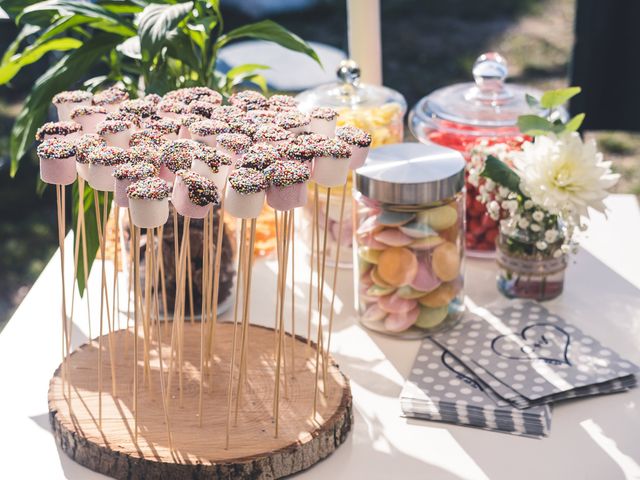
[52,90,92,121]
[128,144,162,169]
[157,99,188,120]
[75,133,106,181]
[179,114,205,139]
[35,121,82,142]
[165,87,222,106]
[97,119,133,148]
[129,129,165,149]
[70,105,108,134]
[189,119,229,147]
[253,124,293,147]
[216,132,252,166]
[224,167,269,219]
[236,143,280,171]
[245,109,277,126]
[37,139,77,185]
[113,161,158,208]
[127,177,171,229]
[87,146,128,191]
[311,138,352,188]
[268,94,299,111]
[145,117,181,141]
[119,99,156,120]
[190,146,232,191]
[158,139,197,183]
[308,107,339,137]
[172,169,220,219]
[264,160,310,211]
[92,86,129,113]
[336,125,372,170]
[274,110,310,135]
[229,90,269,111]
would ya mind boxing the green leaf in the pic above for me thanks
[239,74,268,93]
[116,35,141,59]
[517,114,555,136]
[98,1,145,14]
[226,63,268,79]
[217,19,321,67]
[18,0,136,35]
[564,113,586,132]
[480,155,523,196]
[72,184,112,295]
[34,15,91,44]
[138,2,194,59]
[10,33,121,176]
[0,37,83,85]
[525,93,539,109]
[1,24,41,65]
[539,86,581,110]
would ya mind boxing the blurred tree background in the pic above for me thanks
[1,0,637,329]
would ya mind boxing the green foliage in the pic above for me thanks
[539,86,581,110]
[480,155,523,196]
[518,86,585,137]
[2,0,318,293]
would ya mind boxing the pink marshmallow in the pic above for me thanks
[171,175,212,219]
[312,156,350,187]
[348,144,370,170]
[114,178,132,208]
[39,156,77,186]
[129,197,169,228]
[224,188,265,219]
[266,183,307,211]
[87,164,116,192]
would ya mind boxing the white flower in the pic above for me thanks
[530,223,541,232]
[532,211,545,222]
[553,249,564,258]
[545,229,559,243]
[498,186,511,198]
[536,240,548,250]
[524,199,534,210]
[517,217,530,229]
[487,200,500,219]
[514,132,620,223]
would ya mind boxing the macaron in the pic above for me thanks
[376,247,418,287]
[410,259,442,293]
[366,285,396,297]
[399,221,437,239]
[378,293,418,314]
[377,210,415,227]
[361,304,387,324]
[411,236,445,250]
[358,246,382,264]
[432,241,460,282]
[417,281,460,308]
[370,267,393,288]
[395,285,428,300]
[374,228,414,247]
[384,306,420,332]
[414,305,449,329]
[418,204,458,231]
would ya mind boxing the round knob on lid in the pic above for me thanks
[468,52,512,103]
[337,59,361,87]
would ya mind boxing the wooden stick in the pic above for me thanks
[143,229,153,391]
[79,179,92,342]
[186,230,195,325]
[289,212,296,376]
[198,215,209,426]
[208,193,226,380]
[312,188,331,419]
[306,190,317,345]
[56,185,70,407]
[112,205,120,343]
[133,226,141,444]
[324,185,348,383]
[157,225,169,337]
[93,190,105,426]
[124,210,135,360]
[177,218,190,405]
[225,219,247,449]
[273,210,282,354]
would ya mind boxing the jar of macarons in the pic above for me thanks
[353,143,466,338]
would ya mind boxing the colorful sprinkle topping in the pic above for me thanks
[253,124,292,143]
[310,106,338,121]
[245,109,277,124]
[336,125,372,147]
[35,121,81,141]
[217,133,252,154]
[165,87,221,105]
[157,99,188,114]
[176,169,220,206]
[228,120,257,138]
[187,100,217,118]
[319,138,352,159]
[129,129,165,148]
[52,90,92,104]
[97,120,132,135]
[229,90,269,111]
[127,177,170,200]
[75,134,105,164]
[145,117,180,135]
[228,167,268,194]
[105,110,143,128]
[119,99,156,117]
[128,144,161,167]
[264,160,310,187]
[193,146,232,170]
[70,105,107,119]
[37,139,75,159]
[114,161,158,180]
[92,86,129,106]
[160,139,198,172]
[88,146,129,166]
[275,110,310,130]
[268,94,298,111]
[279,140,316,162]
[237,143,280,170]
[217,105,245,122]
[189,119,229,137]
[144,93,162,104]
[179,114,205,128]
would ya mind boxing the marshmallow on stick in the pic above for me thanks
[37,139,77,185]
[308,107,339,137]
[97,120,133,148]
[172,170,220,219]
[190,146,232,191]
[35,121,82,142]
[311,138,352,187]
[87,146,128,192]
[145,117,181,141]
[216,133,252,166]
[113,162,158,208]
[189,119,229,147]
[92,86,129,113]
[224,167,268,219]
[52,90,92,122]
[245,109,277,126]
[236,143,280,171]
[165,87,222,106]
[275,110,310,135]
[229,90,269,111]
[159,139,198,183]
[157,99,188,120]
[264,160,310,211]
[268,94,299,111]
[119,99,156,120]
[75,133,105,181]
[179,114,205,139]
[128,144,161,169]
[336,125,372,170]
[253,124,293,147]
[127,177,171,228]
[129,129,165,149]
[70,105,108,134]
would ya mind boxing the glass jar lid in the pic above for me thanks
[296,59,406,111]
[411,52,541,129]
[355,143,465,205]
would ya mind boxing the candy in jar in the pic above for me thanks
[353,143,466,338]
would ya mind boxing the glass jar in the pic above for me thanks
[409,52,547,257]
[297,60,407,268]
[353,143,466,338]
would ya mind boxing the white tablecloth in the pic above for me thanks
[1,195,639,480]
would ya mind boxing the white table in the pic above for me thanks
[1,195,639,480]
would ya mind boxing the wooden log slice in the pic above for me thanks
[48,323,352,479]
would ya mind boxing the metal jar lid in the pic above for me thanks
[355,143,465,205]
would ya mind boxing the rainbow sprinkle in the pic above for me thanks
[253,124,292,143]
[88,146,129,166]
[52,90,92,104]
[264,160,310,187]
[97,120,132,135]
[92,86,129,106]
[217,133,252,154]
[275,111,310,130]
[189,119,229,137]
[37,139,76,159]
[128,145,161,167]
[228,167,268,194]
[229,90,269,111]
[160,139,198,172]
[35,121,81,141]
[75,134,105,164]
[127,177,170,200]
[114,161,158,180]
[237,143,281,170]
[176,169,220,206]
[336,125,372,148]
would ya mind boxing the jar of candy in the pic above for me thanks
[297,60,407,267]
[409,52,544,257]
[353,143,466,338]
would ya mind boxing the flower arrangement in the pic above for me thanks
[468,87,619,299]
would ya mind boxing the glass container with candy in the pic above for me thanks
[353,143,466,338]
[409,52,547,257]
[297,60,407,267]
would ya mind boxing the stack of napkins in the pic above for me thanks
[400,301,639,438]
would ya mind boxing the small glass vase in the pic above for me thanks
[495,233,567,301]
